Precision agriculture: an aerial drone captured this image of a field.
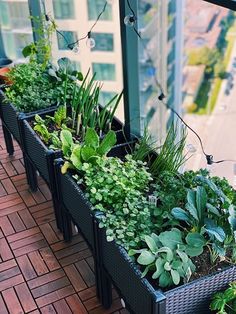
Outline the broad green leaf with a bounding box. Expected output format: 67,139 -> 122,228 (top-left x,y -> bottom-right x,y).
171,207 -> 190,222
81,146 -> 96,161
137,251 -> 155,265
158,228 -> 183,250
176,250 -> 188,264
48,68 -> 58,79
185,233 -> 206,248
171,269 -> 180,285
228,205 -> 236,234
157,247 -> 174,262
206,203 -> 221,217
34,114 -> 45,124
60,130 -> 73,156
187,189 -> 196,210
22,44 -> 34,58
164,261 -> 171,271
58,57 -> 72,73
186,202 -> 199,222
210,292 -> 226,311
196,186 -> 207,222
144,235 -> 158,253
97,130 -> 117,156
84,128 -> 99,149
70,145 -> 82,170
185,246 -> 204,257
205,218 -> 226,242
159,271 -> 172,288
152,258 -> 164,279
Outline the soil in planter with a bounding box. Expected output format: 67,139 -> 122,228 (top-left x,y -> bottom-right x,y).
190,249 -> 233,281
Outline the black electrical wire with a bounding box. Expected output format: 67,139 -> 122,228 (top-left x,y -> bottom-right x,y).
43,0 -> 107,50
126,0 -> 236,166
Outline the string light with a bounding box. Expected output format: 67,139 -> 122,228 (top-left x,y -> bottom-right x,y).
125,0 -> 236,166
86,32 -> 96,49
44,1 -> 108,53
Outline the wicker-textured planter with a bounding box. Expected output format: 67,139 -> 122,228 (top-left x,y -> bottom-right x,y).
53,141 -> 135,241
94,223 -> 236,314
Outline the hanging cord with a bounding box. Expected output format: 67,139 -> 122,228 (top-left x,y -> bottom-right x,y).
125,0 -> 236,165
43,1 -> 108,50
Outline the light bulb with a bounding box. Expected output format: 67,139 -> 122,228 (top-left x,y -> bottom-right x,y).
72,45 -> 79,54
124,14 -> 136,27
186,143 -> 197,153
86,37 -> 96,49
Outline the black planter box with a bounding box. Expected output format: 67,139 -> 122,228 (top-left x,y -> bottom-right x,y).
95,223 -> 236,314
0,89 -> 58,150
53,140 -> 135,241
54,163 -> 95,250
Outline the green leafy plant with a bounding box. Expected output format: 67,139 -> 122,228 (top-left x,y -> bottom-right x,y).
171,186 -> 227,258
22,15 -> 56,68
129,229 -> 204,288
4,62 -> 60,112
150,124 -> 187,176
61,127 -> 117,173
210,282 -> 236,313
79,155 -> 153,249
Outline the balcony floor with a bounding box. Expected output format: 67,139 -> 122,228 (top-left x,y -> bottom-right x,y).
0,120 -> 128,314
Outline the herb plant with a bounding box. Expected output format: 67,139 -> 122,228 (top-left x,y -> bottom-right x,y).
61,127 -> 117,173
80,155 -> 153,249
210,282 -> 236,313
129,229 -> 205,288
4,62 -> 60,112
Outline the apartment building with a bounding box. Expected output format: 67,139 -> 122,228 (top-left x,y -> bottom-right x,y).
0,0 -> 183,137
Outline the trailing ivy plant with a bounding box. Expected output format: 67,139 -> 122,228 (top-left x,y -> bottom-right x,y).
210,282 -> 236,313
129,229 -> 205,288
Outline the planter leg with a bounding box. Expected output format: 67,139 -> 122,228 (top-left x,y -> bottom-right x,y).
62,209 -> 72,242
95,265 -> 112,309
52,195 -> 63,232
2,124 -> 14,155
93,216 -> 112,309
23,154 -> 38,192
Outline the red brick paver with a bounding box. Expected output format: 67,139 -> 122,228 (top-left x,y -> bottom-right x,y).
0,120 -> 129,314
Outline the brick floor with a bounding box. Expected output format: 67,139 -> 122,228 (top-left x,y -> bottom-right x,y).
0,120 -> 129,314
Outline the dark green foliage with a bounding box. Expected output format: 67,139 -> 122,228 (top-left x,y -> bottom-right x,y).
79,155 -> 153,249
129,229 -> 202,288
4,62 -> 59,112
210,282 -> 236,313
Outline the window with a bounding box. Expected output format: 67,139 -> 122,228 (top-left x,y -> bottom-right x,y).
71,61 -> 81,71
87,0 -> 112,20
57,31 -> 77,50
0,2 -> 32,61
92,33 -> 114,52
99,91 -> 117,106
92,63 -> 116,81
0,2 -> 10,28
53,0 -> 75,19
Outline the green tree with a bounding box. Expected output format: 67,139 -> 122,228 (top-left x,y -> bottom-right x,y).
214,59 -> 225,79
188,46 -> 219,68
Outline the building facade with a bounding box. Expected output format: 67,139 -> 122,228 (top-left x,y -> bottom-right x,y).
0,0 -> 184,139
